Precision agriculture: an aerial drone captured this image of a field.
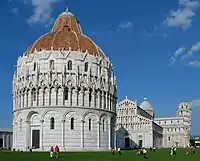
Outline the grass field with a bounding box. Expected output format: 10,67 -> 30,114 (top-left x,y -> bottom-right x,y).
0,149 -> 199,161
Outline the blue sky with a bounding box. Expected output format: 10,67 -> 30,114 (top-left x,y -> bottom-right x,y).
1,0 -> 200,135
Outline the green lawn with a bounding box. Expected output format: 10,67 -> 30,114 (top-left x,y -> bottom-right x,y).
0,149 -> 199,161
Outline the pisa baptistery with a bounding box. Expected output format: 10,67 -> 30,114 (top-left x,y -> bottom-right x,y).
12,10 -> 117,151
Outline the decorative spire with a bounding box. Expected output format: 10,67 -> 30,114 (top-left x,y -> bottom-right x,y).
144,97 -> 147,101
65,7 -> 69,13
125,96 -> 128,99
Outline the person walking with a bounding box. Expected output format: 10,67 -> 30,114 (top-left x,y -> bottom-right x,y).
50,146 -> 54,158
143,148 -> 147,159
55,145 -> 60,158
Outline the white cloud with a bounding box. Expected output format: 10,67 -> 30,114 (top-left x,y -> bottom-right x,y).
181,41 -> 200,60
168,47 -> 185,66
188,60 -> 200,67
12,0 -> 62,26
179,0 -> 200,9
163,0 -> 199,29
27,0 -> 62,26
119,21 -> 133,29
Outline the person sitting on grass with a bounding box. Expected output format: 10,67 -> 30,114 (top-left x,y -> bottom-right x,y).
186,146 -> 196,155
50,146 -> 54,158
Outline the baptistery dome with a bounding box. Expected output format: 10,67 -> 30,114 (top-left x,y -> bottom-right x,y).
12,10 -> 117,151
26,10 -> 104,57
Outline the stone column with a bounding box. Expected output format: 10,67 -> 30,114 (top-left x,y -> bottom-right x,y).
110,95 -> 113,112
24,92 -> 27,108
81,89 -> 84,106
98,91 -> 101,108
14,122 -> 17,149
108,118 -> 111,150
102,92 -> 104,109
97,121 -> 100,148
92,91 -> 96,107
25,121 -> 30,151
62,120 -> 65,149
114,127 -> 117,148
21,94 -> 23,108
12,124 -> 15,148
19,95 -> 21,108
81,120 -> 85,148
69,87 -> 72,106
107,94 -> 110,111
86,90 -> 90,107
40,120 -> 44,150
105,92 -> 107,110
2,134 -> 5,148
74,88 -> 78,106
7,134 -> 10,148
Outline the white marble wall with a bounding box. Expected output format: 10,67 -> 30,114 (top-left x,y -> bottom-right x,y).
12,50 -> 117,151
13,108 -> 116,151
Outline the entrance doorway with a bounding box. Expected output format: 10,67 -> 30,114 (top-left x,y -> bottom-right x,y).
0,138 -> 3,148
138,140 -> 143,148
125,137 -> 130,148
32,130 -> 40,149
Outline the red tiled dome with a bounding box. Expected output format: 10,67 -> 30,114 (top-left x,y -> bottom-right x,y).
25,10 -> 104,57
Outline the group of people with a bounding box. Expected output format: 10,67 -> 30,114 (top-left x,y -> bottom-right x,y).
170,146 -> 176,155
112,147 -> 122,155
50,145 -> 60,158
185,146 -> 196,155
136,147 -> 148,159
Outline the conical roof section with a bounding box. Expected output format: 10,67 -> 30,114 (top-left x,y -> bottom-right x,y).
25,9 -> 105,58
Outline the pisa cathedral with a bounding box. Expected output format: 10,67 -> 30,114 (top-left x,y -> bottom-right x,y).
116,97 -> 191,149
12,9 -> 191,151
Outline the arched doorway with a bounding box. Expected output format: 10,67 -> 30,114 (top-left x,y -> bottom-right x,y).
0,138 -> 3,148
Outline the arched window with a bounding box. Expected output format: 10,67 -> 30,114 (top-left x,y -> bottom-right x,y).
50,117 -> 55,130
89,118 -> 91,131
71,117 -> 74,130
84,62 -> 88,72
33,62 -> 36,71
50,60 -> 54,70
68,60 -> 72,70
31,88 -> 36,102
102,119 -> 105,131
64,87 -> 68,100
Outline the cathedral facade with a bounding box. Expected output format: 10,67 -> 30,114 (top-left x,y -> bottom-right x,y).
12,10 -> 117,151
116,97 -> 191,148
